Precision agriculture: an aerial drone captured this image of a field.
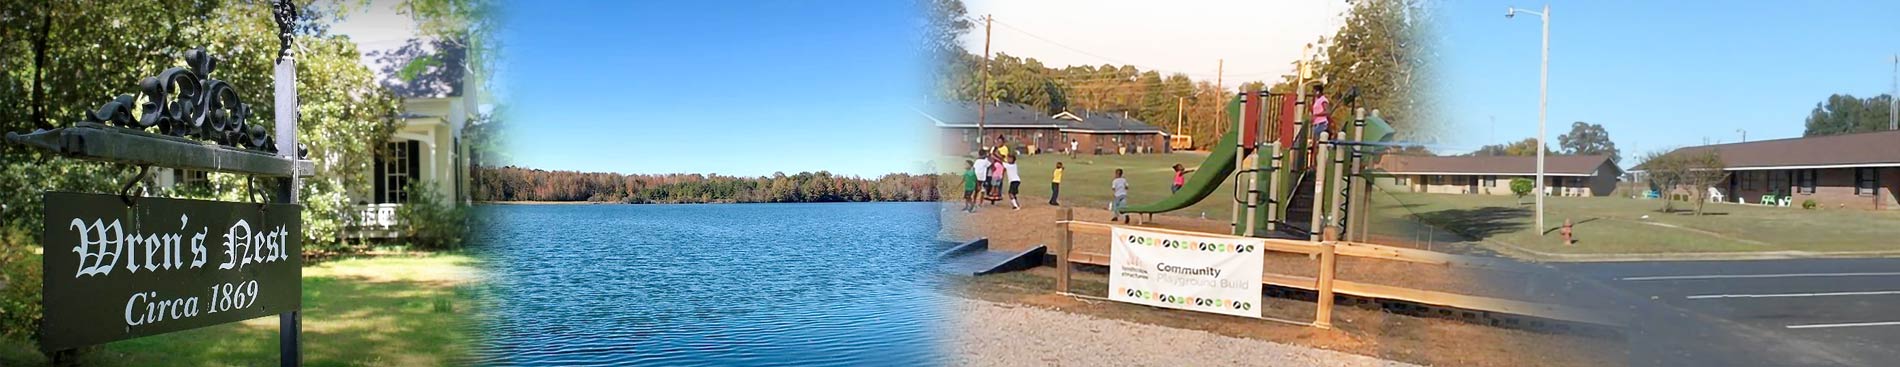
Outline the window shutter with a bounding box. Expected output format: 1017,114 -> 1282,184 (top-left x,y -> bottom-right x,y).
374,144 -> 387,203
407,140 -> 422,202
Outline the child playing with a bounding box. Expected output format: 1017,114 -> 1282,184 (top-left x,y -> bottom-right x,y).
988,157 -> 1007,205
1311,83 -> 1331,142
1110,168 -> 1129,222
1171,164 -> 1197,193
1004,156 -> 1022,209
961,160 -> 978,213
973,154 -> 990,199
1048,162 -> 1064,206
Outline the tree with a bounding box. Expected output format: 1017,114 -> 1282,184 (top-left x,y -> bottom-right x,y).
1638,148 -> 1726,215
1471,137 -> 1553,157
1318,0 -> 1437,143
1804,94 -> 1896,137
1,1 -> 401,251
1557,121 -> 1620,163
1509,177 -> 1533,203
1681,150 -> 1728,216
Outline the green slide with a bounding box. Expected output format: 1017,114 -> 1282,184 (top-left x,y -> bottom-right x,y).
1120,131 -> 1239,214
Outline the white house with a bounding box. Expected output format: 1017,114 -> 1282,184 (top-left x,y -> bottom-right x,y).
348,35 -> 479,239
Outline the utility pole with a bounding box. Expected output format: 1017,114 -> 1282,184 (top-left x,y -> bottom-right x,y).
1176,96 -> 1186,135
1215,59 -> 1224,137
1890,54 -> 1896,130
977,14 -> 992,153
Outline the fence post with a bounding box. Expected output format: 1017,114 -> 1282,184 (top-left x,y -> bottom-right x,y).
1314,241 -> 1337,329
1056,206 -> 1073,294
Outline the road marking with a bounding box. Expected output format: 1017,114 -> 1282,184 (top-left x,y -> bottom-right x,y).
1787,321 -> 1900,329
1619,272 -> 1900,281
1686,290 -> 1900,299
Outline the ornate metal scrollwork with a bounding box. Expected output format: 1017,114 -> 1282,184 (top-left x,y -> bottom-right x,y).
83,48 -> 274,153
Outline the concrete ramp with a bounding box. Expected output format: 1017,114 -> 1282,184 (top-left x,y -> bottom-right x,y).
939,238 -> 1046,276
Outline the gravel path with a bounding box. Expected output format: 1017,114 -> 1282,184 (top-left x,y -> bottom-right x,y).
947,298 -> 1422,367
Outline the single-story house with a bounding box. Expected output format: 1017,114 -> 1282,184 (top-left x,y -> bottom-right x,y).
1375,155 -> 1622,197
1643,130 -> 1900,210
925,101 -> 1170,156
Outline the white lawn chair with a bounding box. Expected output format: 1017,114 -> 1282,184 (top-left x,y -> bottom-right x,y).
1707,187 -> 1724,203
1777,196 -> 1793,207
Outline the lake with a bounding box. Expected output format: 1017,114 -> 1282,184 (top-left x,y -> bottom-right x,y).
468,202 -> 947,366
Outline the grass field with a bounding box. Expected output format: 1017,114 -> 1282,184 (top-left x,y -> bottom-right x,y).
1,251 -> 481,366
952,152 -> 1241,220
1375,192 -> 1900,254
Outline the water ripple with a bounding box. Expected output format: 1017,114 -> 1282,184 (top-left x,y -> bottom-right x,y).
469,203 -> 947,366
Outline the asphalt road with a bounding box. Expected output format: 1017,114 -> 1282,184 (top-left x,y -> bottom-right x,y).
1555,258 -> 1900,366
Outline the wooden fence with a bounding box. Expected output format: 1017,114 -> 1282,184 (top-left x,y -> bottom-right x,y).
1052,207 -> 1621,329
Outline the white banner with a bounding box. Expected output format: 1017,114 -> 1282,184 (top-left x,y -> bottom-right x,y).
1108,227 -> 1264,318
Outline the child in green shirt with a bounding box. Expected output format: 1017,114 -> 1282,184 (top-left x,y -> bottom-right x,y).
961,160 -> 978,212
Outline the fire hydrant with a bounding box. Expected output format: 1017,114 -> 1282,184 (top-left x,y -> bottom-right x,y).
1560,218 -> 1574,246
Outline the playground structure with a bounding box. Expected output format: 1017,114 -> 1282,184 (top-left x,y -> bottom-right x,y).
1040,65 -> 1619,331
1120,81 -> 1395,243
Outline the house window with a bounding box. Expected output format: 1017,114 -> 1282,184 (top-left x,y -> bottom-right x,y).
171,169 -> 209,189
1482,175 -> 1497,187
1767,170 -> 1789,195
1857,168 -> 1878,196
1739,171 -> 1756,191
1795,169 -> 1817,194
374,140 -> 421,204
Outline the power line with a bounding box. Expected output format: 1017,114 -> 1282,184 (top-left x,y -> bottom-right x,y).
983,18 -> 1287,80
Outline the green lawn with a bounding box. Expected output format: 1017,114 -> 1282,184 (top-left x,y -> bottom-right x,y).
951,152 -> 1241,219
1,252 -> 481,366
1374,192 -> 1900,254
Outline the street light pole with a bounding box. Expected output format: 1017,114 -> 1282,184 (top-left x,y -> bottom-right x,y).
1508,4 -> 1550,235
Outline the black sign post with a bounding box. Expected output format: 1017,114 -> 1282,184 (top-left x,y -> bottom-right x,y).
3,3 -> 309,365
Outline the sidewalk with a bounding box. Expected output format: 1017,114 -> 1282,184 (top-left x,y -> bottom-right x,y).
946,298 -> 1419,367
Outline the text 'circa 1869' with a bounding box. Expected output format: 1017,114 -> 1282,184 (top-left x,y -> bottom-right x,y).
40,192 -> 301,352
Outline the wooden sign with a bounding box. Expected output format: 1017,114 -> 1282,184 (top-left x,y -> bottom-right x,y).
39,192 -> 301,352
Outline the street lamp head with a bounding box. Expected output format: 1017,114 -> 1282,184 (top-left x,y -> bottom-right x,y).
1506,7 -> 1516,18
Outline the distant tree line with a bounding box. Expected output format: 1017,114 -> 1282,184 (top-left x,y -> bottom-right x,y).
472,166 -> 941,204
930,0 -> 1434,150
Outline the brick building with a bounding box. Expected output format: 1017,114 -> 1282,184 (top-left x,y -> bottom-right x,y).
1376,155 -> 1622,197
1645,130 -> 1900,210
926,102 -> 1169,156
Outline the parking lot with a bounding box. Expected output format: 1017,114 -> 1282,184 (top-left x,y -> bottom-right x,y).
1559,258 -> 1900,366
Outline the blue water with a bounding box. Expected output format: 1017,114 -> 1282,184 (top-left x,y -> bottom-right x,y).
470,202 -> 946,366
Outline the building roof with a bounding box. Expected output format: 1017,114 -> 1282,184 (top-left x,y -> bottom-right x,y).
922,102 -> 1165,134
1378,155 -> 1618,177
1062,111 -> 1166,134
360,37 -> 467,99
1649,130 -> 1900,170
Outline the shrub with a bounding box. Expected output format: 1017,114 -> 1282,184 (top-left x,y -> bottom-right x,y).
1802,199 -> 1818,210
0,227 -> 42,340
395,181 -> 470,250
1509,177 -> 1534,200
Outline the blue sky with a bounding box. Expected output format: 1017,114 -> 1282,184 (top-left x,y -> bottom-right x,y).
1436,1 -> 1900,166
497,1 -> 929,177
